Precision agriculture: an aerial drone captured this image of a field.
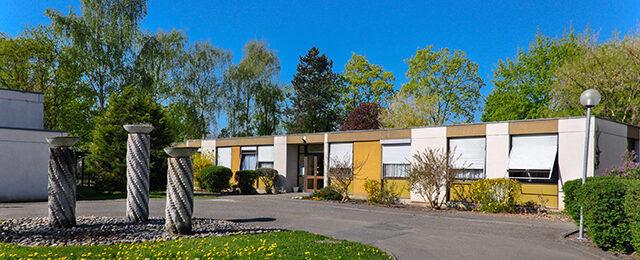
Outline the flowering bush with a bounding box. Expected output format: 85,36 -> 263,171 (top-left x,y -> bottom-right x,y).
471,178 -> 521,213
363,179 -> 400,205
311,186 -> 343,201
606,150 -> 640,179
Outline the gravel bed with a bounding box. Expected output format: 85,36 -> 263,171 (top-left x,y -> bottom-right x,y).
0,216 -> 283,247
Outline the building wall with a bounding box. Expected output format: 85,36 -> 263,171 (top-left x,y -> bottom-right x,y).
273,136 -> 288,191
557,117 -> 595,209
410,127 -> 446,202
286,144 -> 299,191
594,118 -> 628,176
485,123 -> 509,179
353,141 -> 381,197
0,128 -> 66,202
0,89 -> 44,129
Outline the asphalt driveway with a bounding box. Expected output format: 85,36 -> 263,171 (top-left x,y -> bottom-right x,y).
0,194 -> 602,259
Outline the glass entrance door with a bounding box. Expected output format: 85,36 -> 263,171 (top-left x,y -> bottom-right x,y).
304,155 -> 324,192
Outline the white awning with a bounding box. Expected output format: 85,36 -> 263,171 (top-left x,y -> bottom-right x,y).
258,146 -> 274,162
508,135 -> 558,171
216,147 -> 232,168
380,139 -> 411,145
241,146 -> 256,151
449,137 -> 485,169
382,144 -> 411,164
329,143 -> 353,166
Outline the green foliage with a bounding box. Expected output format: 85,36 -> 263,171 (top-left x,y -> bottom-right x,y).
380,91 -> 440,128
470,178 -> 521,213
257,168 -> 279,194
399,46 -> 484,125
552,32 -> 640,125
578,177 -> 635,253
363,179 -> 400,205
199,166 -> 233,192
625,182 -> 640,252
562,178 -> 584,223
482,29 -> 584,122
192,152 -> 215,189
340,53 -> 395,114
234,170 -> 259,194
311,186 -> 343,201
286,47 -> 340,133
340,102 -> 382,131
89,87 -> 177,193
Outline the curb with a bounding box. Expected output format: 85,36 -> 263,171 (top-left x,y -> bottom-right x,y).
559,230 -> 618,260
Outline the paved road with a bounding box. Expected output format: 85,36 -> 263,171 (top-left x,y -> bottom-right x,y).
1,194 -> 601,259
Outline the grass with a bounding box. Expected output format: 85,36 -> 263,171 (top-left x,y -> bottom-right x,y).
76,186 -> 216,200
0,231 -> 392,259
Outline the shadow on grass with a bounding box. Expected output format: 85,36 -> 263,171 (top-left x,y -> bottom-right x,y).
76,186 -> 216,200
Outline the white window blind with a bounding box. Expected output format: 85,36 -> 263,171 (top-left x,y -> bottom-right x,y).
449,137 -> 486,169
508,135 -> 558,171
382,144 -> 411,164
216,147 -> 232,168
241,146 -> 257,151
329,143 -> 353,166
258,146 -> 274,162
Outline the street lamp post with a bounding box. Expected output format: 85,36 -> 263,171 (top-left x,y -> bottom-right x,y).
578,89 -> 601,240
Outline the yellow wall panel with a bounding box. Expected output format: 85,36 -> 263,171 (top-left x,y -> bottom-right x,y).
521,183 -> 558,196
385,179 -> 410,198
450,182 -> 474,201
353,141 -> 381,196
231,146 -> 241,183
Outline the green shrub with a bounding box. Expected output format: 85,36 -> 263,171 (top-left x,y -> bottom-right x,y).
192,152 -> 214,189
626,182 -> 640,252
363,179 -> 400,205
563,178 -> 583,223
579,177 -> 635,253
256,168 -> 278,194
471,178 -> 521,213
234,170 -> 259,194
199,166 -> 232,192
311,186 -> 343,201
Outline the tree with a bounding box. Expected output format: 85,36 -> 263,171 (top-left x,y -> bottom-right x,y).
401,46 -> 483,125
286,47 -> 340,133
174,41 -> 231,139
409,147 -> 457,209
89,87 -> 177,193
340,102 -> 382,131
551,33 -> 640,125
482,30 -> 584,122
340,53 -> 395,114
329,155 -> 365,202
380,91 -> 440,128
225,40 -> 281,137
46,0 -> 148,110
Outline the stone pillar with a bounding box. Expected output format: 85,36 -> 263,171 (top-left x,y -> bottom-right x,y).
123,124 -> 154,222
164,147 -> 198,235
46,136 -> 80,228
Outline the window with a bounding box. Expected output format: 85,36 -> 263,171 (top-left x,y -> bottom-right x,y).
240,146 -> 257,170
382,142 -> 411,178
449,137 -> 486,181
257,146 -> 274,169
216,147 -> 232,168
329,143 -> 353,167
507,134 -> 558,183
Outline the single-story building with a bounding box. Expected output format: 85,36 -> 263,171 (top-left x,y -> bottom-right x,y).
0,88 -> 66,202
189,116 -> 638,210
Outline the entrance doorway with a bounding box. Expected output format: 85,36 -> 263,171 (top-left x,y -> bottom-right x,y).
304,155 -> 324,192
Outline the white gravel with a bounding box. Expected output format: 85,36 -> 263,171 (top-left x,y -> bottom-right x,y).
0,216 -> 282,247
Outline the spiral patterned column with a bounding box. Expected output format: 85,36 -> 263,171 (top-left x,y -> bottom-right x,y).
46,136 -> 80,228
164,147 -> 198,235
123,124 -> 154,222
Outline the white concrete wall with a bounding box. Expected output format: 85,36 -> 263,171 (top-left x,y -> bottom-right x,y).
273,136 -> 288,192
557,117 -> 597,209
485,123 -> 510,179
323,133 -> 329,188
594,118 -> 628,176
0,89 -> 44,129
410,127 -> 447,202
200,139 -> 216,158
0,128 -> 66,202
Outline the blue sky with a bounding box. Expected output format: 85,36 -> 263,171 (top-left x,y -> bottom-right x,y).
1,0 -> 639,121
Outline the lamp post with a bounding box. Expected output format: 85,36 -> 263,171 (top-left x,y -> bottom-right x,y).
578,89 -> 601,240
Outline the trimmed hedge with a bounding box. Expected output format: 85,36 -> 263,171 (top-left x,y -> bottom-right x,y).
625,182 -> 640,252
565,176 -> 636,253
234,170 -> 259,194
199,166 -> 233,192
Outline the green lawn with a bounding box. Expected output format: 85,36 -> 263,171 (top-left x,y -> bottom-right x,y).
0,231 -> 392,259
76,186 -> 216,200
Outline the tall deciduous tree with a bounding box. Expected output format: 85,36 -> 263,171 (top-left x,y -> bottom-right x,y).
224,40 -> 281,137
46,0 -> 148,110
389,46 -> 483,126
286,47 -> 340,133
341,53 -> 395,114
482,30 -> 584,122
175,41 -> 231,139
380,92 -> 440,128
551,33 -> 640,125
340,102 -> 382,131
